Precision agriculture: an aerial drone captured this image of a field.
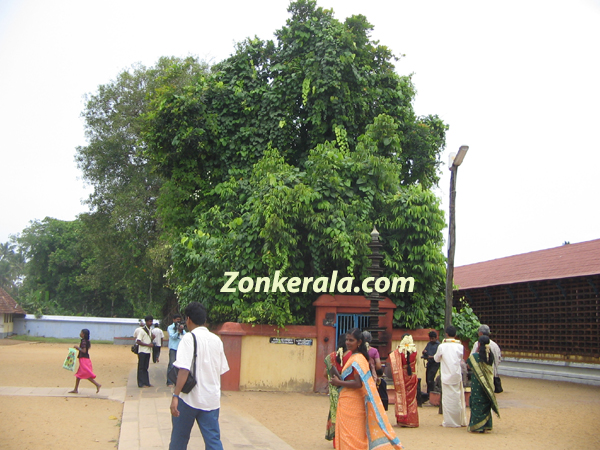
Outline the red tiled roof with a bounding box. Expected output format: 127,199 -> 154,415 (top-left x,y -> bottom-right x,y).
454,239 -> 600,290
0,287 -> 26,314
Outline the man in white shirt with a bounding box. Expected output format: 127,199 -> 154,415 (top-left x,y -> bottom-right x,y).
169,302 -> 229,450
434,325 -> 467,427
151,323 -> 165,363
472,324 -> 503,392
133,315 -> 155,388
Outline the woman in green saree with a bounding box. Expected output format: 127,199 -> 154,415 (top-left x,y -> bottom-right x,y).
467,335 -> 500,433
324,340 -> 350,445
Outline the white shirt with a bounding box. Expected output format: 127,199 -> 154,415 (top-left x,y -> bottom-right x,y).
152,327 -> 164,346
174,326 -> 229,411
434,339 -> 464,385
472,339 -> 502,376
134,326 -> 152,354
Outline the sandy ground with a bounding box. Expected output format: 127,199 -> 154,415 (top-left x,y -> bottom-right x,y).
0,340 -> 131,450
1,340 -> 600,450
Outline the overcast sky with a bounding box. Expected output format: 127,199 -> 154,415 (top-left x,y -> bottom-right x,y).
1,0 -> 599,267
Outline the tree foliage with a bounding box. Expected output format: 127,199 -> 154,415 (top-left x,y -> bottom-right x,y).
144,1 -> 449,328
436,297 -> 482,347
16,218 -> 88,315
144,1 -> 446,232
0,239 -> 25,297
73,57 -> 209,318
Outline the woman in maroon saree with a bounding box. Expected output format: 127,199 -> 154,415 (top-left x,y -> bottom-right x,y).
389,334 -> 419,427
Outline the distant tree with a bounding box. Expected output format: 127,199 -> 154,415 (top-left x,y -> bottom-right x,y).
144,1 -> 448,327
75,56 -> 209,318
17,218 -> 89,315
0,239 -> 25,297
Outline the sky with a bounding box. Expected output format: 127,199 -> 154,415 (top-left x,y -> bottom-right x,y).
1,0 -> 599,267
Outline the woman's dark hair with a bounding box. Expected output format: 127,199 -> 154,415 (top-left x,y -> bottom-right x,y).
81,329 -> 91,348
401,333 -> 413,376
335,335 -> 347,365
347,328 -> 369,362
477,335 -> 494,366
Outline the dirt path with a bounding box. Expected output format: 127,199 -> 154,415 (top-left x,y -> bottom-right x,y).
1,340 -> 599,450
0,341 -> 131,450
224,376 -> 600,450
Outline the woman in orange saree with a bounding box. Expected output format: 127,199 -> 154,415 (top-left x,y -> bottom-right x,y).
331,328 -> 403,450
389,334 -> 419,427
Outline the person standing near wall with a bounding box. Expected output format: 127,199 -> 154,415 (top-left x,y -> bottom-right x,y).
134,315 -> 154,388
472,324 -> 503,393
323,337 -> 350,445
330,328 -> 402,449
389,333 -> 419,427
167,314 -> 186,386
467,335 -> 500,433
434,325 -> 467,427
152,323 -> 165,363
169,302 -> 229,450
422,330 -> 441,396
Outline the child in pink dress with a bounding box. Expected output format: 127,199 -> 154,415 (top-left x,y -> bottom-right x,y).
69,329 -> 101,394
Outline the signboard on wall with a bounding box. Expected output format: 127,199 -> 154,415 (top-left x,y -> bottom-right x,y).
269,337 -> 294,344
269,337 -> 313,346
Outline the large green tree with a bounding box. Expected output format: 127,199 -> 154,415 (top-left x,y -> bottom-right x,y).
75,56 -> 209,319
144,1 -> 445,232
144,1 -> 448,328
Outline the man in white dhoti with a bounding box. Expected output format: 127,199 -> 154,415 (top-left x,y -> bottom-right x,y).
434,325 -> 467,427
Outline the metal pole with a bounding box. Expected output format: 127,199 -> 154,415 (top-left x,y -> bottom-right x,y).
445,165 -> 457,330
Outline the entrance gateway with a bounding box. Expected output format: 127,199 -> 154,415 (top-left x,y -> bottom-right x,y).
335,313 -> 370,348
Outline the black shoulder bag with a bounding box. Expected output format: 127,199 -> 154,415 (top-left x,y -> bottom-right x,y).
167,333 -> 197,393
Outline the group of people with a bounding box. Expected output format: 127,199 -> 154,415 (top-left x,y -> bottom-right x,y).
132,305 -> 229,449
433,324 -> 501,432
65,312 -> 502,449
130,313 -> 188,388
66,306 -> 228,450
324,325 -> 502,448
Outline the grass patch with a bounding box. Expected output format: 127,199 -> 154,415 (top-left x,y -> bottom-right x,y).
9,335 -> 114,345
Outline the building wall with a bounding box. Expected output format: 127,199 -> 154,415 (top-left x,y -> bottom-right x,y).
217,322 -> 318,392
455,274 -> 600,363
239,335 -> 316,391
312,294 -> 397,393
1,313 -> 15,338
217,322 -> 439,392
13,315 -> 146,341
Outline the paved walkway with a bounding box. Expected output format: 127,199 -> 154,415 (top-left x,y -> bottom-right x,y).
0,358 -> 294,450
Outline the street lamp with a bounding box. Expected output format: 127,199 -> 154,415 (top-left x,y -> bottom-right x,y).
445,145 -> 469,330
